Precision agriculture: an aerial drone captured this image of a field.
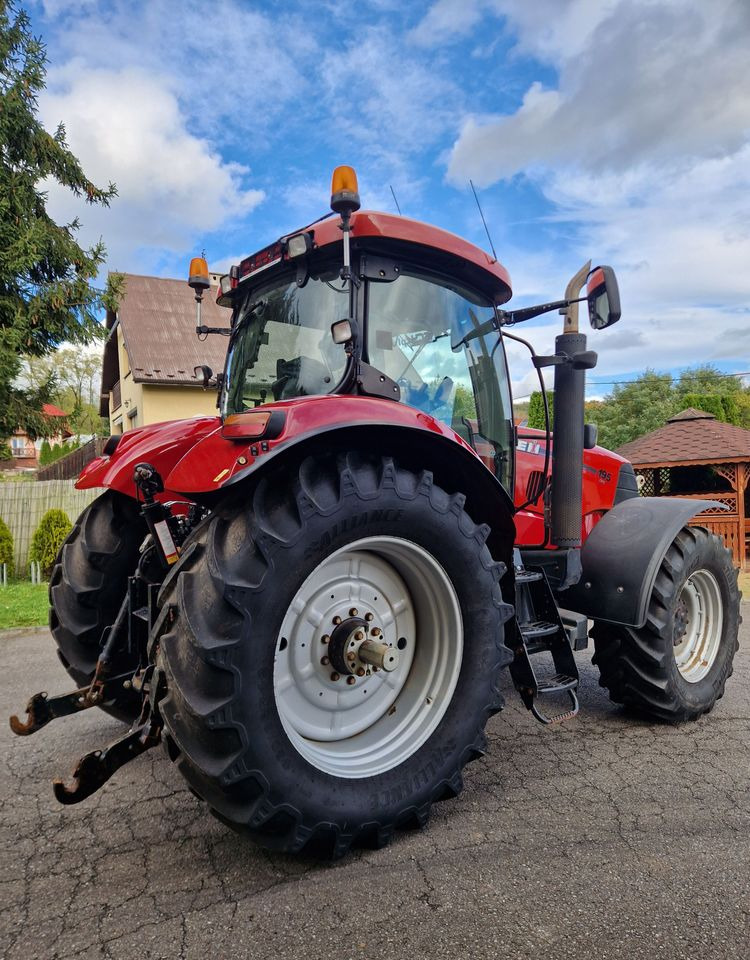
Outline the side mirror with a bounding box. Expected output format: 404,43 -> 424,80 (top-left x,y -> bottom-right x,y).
586,265 -> 621,330
331,318 -> 355,344
194,364 -> 213,389
583,423 -> 598,449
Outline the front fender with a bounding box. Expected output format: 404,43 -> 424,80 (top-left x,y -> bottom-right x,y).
559,497 -> 729,628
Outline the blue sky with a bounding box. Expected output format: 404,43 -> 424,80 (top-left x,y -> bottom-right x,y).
30,0 -> 750,400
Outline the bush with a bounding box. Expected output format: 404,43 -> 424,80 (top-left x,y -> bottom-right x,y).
0,516 -> 13,578
0,441 -> 12,462
30,508 -> 72,577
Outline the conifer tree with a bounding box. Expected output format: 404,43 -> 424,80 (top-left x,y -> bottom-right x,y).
0,2 -> 122,440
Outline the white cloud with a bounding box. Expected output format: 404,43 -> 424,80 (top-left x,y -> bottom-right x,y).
440,0 -> 750,380
43,0 -> 310,136
410,0 -> 484,47
448,0 -> 750,182
39,65 -> 264,271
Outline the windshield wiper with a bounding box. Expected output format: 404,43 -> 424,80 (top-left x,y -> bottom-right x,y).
229,298 -> 267,348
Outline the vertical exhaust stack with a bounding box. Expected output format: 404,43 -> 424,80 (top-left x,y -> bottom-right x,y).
550,262 -> 594,550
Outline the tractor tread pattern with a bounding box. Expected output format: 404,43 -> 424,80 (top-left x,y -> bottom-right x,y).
591,526 -> 741,722
49,490 -> 145,721
153,453 -> 513,858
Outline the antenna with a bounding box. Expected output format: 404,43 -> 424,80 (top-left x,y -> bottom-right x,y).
469,179 -> 497,261
389,185 -> 402,216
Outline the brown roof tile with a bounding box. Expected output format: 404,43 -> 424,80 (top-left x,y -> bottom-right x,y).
615,408 -> 750,466
114,273 -> 229,386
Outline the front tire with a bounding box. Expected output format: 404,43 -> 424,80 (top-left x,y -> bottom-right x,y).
50,491 -> 146,722
154,453 -> 513,857
592,526 -> 740,722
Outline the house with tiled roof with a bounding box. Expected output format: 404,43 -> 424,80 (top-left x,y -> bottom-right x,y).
4,403 -> 73,471
616,408 -> 750,567
100,272 -> 229,434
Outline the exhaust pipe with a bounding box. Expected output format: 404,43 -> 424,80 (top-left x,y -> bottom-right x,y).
550,262 -> 594,549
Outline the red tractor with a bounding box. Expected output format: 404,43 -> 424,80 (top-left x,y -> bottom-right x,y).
11,166 -> 740,858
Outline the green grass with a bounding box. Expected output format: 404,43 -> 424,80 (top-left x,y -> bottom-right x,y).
0,582 -> 49,629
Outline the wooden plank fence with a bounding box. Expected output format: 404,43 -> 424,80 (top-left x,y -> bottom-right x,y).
0,480 -> 99,577
36,437 -> 107,482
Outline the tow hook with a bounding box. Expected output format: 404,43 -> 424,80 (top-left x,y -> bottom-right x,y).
9,670 -> 135,737
53,710 -> 162,804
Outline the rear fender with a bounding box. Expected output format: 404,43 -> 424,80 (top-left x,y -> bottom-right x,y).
559,497 -> 729,628
165,396 -> 516,568
76,417 -> 220,499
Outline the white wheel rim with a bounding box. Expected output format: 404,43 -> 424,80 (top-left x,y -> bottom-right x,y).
273,536 -> 463,778
673,569 -> 723,683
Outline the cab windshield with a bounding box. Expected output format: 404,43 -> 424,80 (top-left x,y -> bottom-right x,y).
222,268 -> 350,414
366,269 -> 514,491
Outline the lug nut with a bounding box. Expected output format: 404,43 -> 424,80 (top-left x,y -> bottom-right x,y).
371,627 -> 381,637
346,652 -> 356,662
346,676 -> 356,685
321,634 -> 330,644
330,672 -> 340,682
321,656 -> 330,666
355,631 -> 365,641
349,607 -> 358,617
356,667 -> 365,677
365,612 -> 374,622
332,616 -> 342,625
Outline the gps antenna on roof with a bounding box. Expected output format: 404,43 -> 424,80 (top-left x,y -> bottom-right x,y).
469,179 -> 497,262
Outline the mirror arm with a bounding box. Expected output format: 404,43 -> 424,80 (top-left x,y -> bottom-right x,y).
196,325 -> 231,337
499,296 -> 585,326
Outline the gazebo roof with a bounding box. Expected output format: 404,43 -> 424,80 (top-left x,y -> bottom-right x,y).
615,408 -> 750,467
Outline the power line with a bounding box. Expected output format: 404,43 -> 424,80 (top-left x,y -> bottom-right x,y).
513,369 -> 750,401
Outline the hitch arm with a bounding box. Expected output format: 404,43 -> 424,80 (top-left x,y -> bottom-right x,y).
53,715 -> 161,805
9,672 -> 134,737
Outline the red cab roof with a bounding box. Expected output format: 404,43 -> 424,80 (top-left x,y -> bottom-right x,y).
302,210 -> 513,305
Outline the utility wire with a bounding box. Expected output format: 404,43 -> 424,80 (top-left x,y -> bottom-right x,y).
513,369 -> 750,401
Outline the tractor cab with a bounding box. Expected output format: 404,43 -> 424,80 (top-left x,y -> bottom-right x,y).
207,168 -> 518,493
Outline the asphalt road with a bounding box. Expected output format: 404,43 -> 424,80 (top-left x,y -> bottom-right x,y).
1,613 -> 749,960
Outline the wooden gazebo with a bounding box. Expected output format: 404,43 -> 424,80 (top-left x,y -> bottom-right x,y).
615,408 -> 750,568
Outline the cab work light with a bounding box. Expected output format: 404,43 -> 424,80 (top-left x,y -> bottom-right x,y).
285,232 -> 313,258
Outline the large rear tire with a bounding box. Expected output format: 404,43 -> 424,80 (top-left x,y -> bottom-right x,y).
153,452 -> 513,857
592,526 -> 740,722
50,490 -> 146,723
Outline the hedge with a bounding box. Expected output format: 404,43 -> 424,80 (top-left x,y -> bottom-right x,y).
0,516 -> 13,577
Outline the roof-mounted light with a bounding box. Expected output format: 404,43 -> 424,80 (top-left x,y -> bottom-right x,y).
216,270 -> 238,308
188,256 -> 210,292
285,231 -> 313,258
330,165 -> 360,216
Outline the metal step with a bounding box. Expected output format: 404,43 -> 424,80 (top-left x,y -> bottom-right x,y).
531,674 -> 580,725
515,569 -> 543,585
519,619 -> 559,640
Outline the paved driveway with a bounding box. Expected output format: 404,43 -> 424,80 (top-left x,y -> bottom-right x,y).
1,612 -> 749,960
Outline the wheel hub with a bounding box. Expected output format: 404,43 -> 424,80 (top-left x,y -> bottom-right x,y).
672,568 -> 724,683
273,536 -> 463,778
326,616 -> 400,677
673,597 -> 689,646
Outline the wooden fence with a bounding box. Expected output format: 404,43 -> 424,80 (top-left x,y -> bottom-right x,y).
0,480 -> 99,576
36,437 -> 107,482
